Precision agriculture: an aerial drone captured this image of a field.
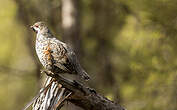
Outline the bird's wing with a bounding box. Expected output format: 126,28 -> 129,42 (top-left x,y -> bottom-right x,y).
64,45 -> 90,80
49,38 -> 90,80
49,38 -> 76,74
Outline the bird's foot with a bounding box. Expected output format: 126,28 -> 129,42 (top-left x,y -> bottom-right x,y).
40,69 -> 45,74
41,69 -> 56,78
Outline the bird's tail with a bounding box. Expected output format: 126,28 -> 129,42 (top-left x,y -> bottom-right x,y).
76,65 -> 90,81
79,70 -> 90,81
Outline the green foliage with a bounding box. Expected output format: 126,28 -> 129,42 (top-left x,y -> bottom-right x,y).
0,0 -> 176,110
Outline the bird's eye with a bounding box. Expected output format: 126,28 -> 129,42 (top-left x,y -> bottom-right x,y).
35,25 -> 39,28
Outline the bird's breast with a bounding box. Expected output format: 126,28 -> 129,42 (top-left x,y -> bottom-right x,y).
35,37 -> 50,68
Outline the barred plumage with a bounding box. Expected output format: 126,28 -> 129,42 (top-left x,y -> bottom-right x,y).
31,21 -> 90,81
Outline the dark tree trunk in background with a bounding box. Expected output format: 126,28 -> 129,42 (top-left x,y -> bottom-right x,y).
61,0 -> 83,58
88,0 -> 126,102
15,0 -> 41,88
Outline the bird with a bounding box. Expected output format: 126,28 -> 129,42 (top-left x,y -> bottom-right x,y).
30,21 -> 90,81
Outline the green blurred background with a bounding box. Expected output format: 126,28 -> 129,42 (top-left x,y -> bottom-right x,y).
0,0 -> 177,110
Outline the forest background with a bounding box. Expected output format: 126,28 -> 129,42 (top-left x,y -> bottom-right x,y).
0,0 -> 176,110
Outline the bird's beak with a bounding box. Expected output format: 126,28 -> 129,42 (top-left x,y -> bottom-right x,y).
30,25 -> 37,33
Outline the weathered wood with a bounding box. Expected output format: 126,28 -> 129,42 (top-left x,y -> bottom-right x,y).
32,77 -> 69,110
39,71 -> 125,110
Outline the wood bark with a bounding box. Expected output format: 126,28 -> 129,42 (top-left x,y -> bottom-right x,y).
32,72 -> 125,110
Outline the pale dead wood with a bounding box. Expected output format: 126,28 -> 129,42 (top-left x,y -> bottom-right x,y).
32,70 -> 125,110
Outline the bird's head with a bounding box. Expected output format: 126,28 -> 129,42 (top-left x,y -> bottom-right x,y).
30,21 -> 48,34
